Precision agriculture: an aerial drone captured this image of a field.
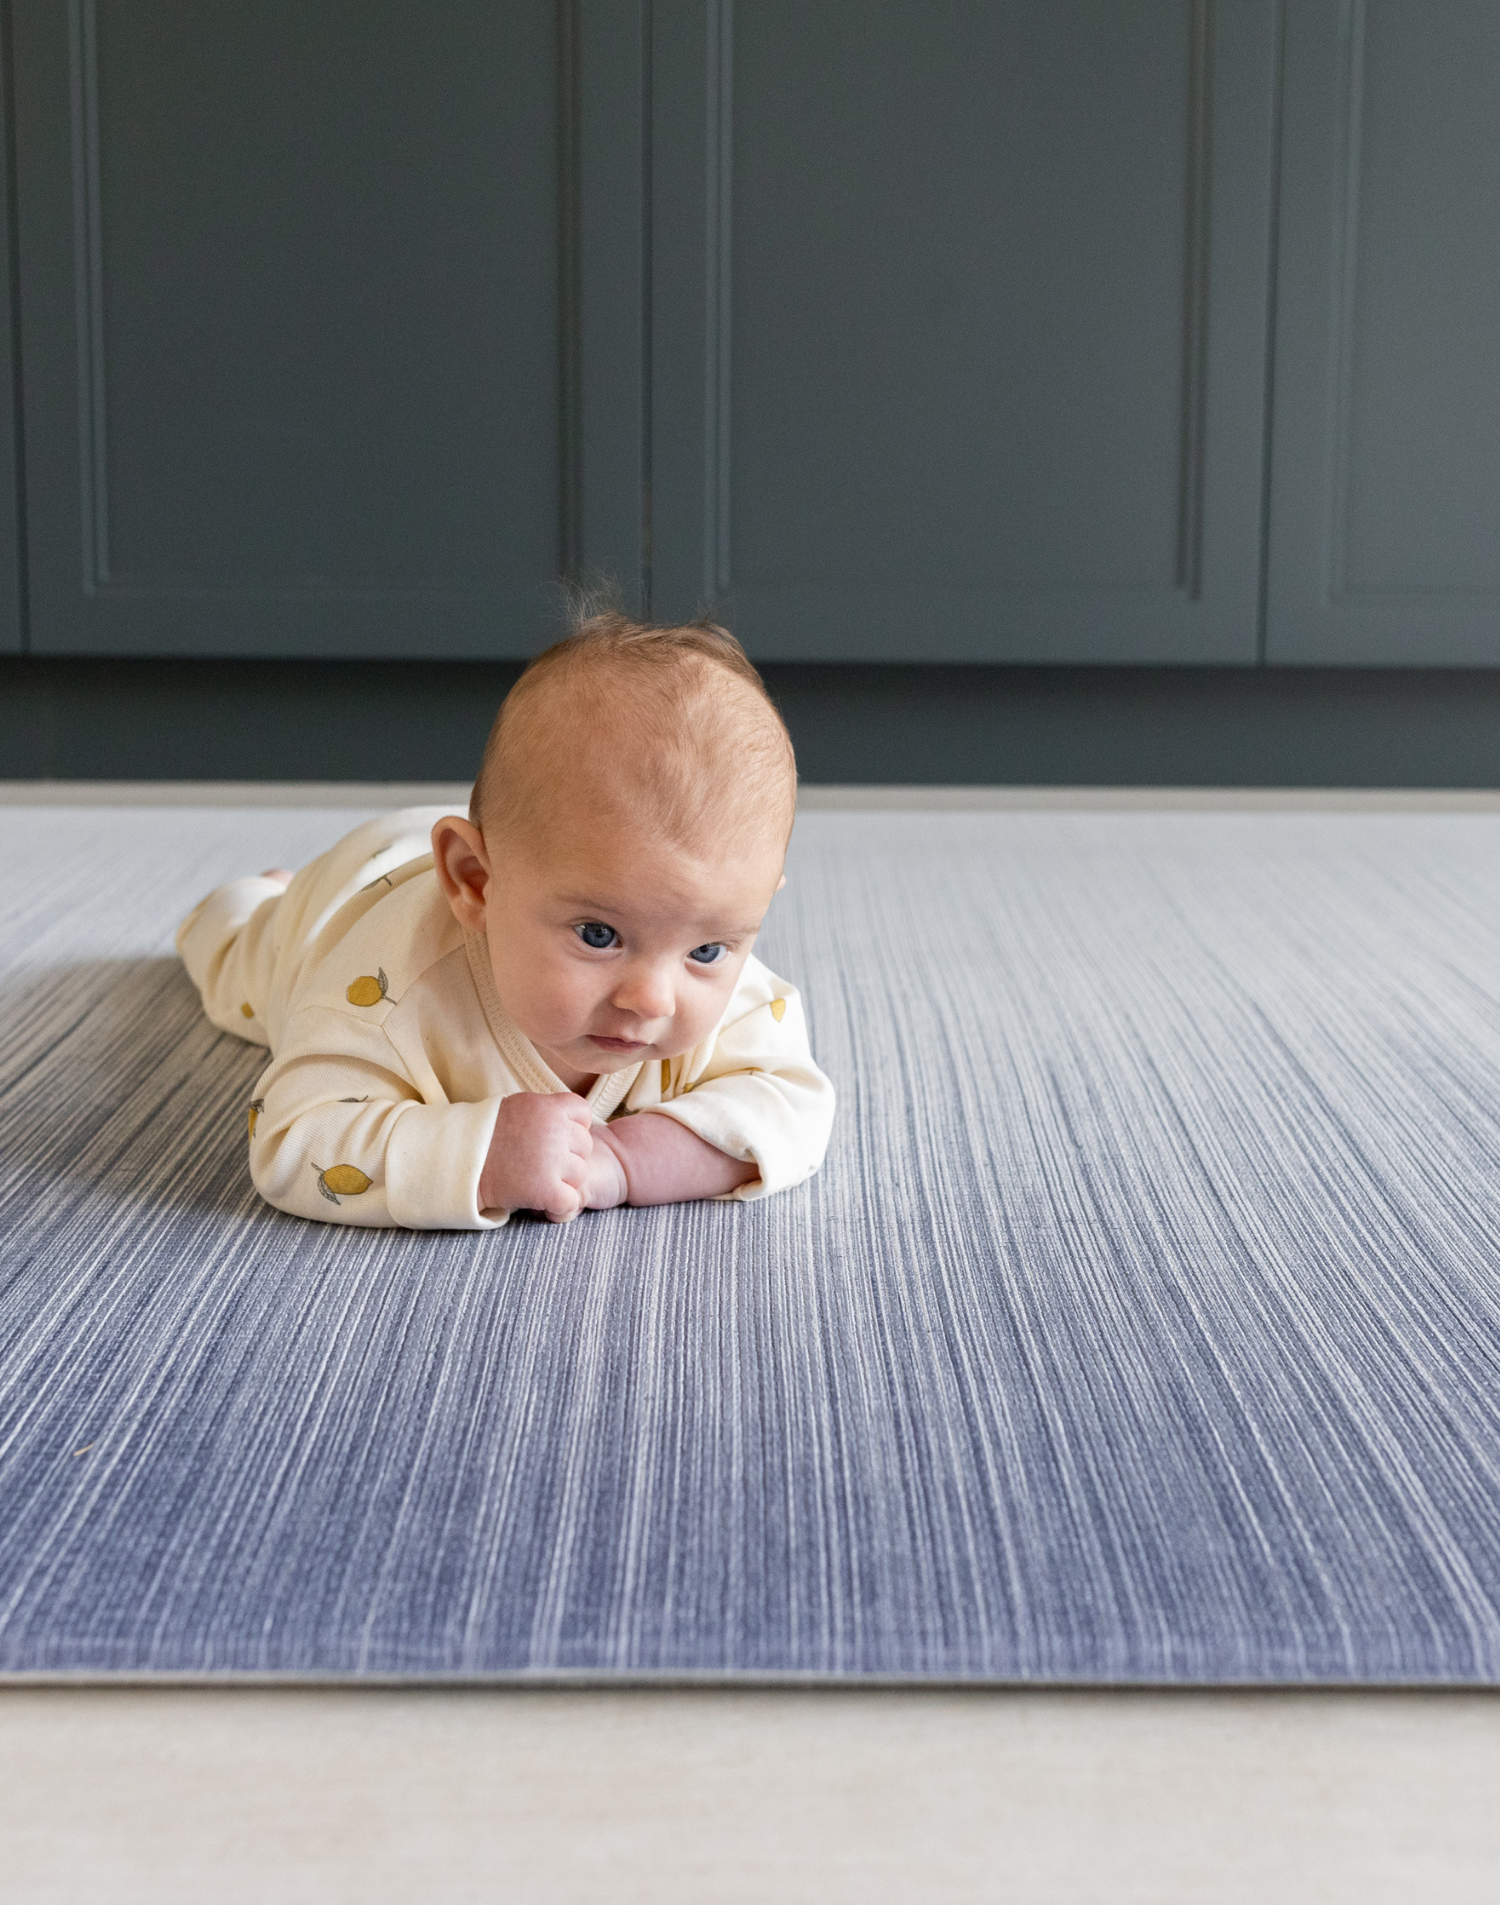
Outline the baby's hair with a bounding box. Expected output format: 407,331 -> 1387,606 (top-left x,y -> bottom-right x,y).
471,603 -> 797,852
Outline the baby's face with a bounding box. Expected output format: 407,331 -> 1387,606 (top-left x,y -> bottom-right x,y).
441,812 -> 787,1091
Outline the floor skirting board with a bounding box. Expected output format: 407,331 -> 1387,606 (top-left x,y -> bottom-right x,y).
6,659 -> 1500,786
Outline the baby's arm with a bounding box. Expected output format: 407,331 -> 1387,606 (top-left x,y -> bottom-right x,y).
537,971 -> 835,1215
638,982 -> 837,1202
477,1093 -> 756,1219
251,1039 -> 500,1227
590,1111 -> 759,1206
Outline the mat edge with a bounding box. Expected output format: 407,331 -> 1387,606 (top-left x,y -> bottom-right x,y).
2,1670 -> 1496,1693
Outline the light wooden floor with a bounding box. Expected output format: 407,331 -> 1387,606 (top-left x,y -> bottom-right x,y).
5,783 -> 1498,1903
4,1684 -> 1500,1903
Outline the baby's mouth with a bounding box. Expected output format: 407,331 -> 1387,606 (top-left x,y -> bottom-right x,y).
588,1034 -> 650,1052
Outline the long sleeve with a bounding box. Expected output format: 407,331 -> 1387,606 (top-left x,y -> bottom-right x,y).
245,884 -> 513,1230
176,811 -> 514,1231
623,961 -> 836,1199
249,1005 -> 506,1230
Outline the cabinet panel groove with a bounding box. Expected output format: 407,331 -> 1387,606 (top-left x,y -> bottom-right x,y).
1323,0 -> 1367,606
1176,0 -> 1215,602
702,0 -> 731,602
558,0 -> 583,580
66,0 -> 105,591
0,0 -> 27,650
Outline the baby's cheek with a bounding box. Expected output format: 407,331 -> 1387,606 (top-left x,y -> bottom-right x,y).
491,955 -> 575,1045
672,978 -> 735,1051
549,963 -> 618,1039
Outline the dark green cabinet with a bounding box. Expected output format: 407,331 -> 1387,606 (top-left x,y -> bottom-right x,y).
0,3 -> 1496,665
652,0 -> 1280,661
1266,0 -> 1500,664
8,0 -> 642,658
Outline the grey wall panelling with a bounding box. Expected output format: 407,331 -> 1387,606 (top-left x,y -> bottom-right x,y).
649,0 -> 1282,662
9,0 -> 644,659
9,2 -> 1495,676
1267,1 -> 1500,664
0,0 -> 24,652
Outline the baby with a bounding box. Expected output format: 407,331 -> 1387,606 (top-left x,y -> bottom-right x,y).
177,613 -> 835,1227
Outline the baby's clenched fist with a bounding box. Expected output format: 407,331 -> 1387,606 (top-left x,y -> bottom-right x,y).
480,1091 -> 595,1222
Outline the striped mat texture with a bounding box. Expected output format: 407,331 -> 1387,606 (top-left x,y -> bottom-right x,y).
4,802 -> 1500,1682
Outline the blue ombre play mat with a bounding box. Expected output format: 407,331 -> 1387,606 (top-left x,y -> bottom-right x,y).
4,799 -> 1500,1681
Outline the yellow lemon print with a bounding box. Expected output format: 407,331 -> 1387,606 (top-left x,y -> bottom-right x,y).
770,998 -> 787,1022
313,1162 -> 372,1204
240,1002 -> 254,1019
346,968 -> 390,1008
660,1059 -> 672,1094
248,1097 -> 265,1138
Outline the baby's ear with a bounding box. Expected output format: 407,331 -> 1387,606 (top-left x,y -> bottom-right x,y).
431,815 -> 491,932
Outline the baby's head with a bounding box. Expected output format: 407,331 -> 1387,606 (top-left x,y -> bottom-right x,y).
432,612 -> 796,1090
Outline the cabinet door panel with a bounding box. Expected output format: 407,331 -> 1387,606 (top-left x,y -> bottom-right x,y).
1267,1 -> 1500,664
12,0 -> 640,659
0,14 -> 22,653
652,0 -> 1279,662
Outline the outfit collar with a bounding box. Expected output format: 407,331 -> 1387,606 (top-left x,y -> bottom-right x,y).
464,932 -> 639,1119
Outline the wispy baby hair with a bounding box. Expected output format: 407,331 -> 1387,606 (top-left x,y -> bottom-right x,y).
471,605 -> 797,851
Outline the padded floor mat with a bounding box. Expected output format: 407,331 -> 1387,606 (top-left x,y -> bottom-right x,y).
4,802 -> 1500,1680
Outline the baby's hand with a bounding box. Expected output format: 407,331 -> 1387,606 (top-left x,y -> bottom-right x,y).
579,1125 -> 630,1212
480,1092 -> 594,1221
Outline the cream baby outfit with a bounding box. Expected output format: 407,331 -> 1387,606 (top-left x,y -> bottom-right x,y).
176,807 -> 835,1229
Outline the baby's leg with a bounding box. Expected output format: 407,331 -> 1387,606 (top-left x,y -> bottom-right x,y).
176,874 -> 290,1047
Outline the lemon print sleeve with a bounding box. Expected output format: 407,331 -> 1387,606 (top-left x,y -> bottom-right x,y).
244,1036 -> 504,1229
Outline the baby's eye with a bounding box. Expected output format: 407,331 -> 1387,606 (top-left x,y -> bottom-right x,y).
687,942 -> 727,966
575,922 -> 619,950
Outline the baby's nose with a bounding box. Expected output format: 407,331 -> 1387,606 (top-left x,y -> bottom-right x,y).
612,963 -> 675,1023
